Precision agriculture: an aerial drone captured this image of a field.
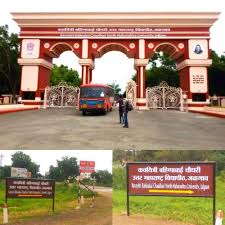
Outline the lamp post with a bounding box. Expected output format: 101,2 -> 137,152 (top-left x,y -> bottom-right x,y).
212,94 -> 218,107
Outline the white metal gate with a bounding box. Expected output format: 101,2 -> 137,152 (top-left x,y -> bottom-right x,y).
146,81 -> 182,109
126,80 -> 137,107
43,81 -> 80,108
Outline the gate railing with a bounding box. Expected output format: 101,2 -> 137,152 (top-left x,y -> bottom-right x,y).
43,81 -> 80,108
146,81 -> 184,110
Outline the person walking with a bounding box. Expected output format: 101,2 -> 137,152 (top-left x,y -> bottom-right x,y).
116,95 -> 124,124
123,98 -> 133,128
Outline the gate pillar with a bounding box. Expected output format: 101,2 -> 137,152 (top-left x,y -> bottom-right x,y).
17,39 -> 53,105
177,39 -> 212,108
134,59 -> 149,110
79,59 -> 95,85
177,59 -> 212,107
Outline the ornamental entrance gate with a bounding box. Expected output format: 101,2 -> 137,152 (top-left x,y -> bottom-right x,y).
12,12 -> 219,109
43,81 -> 79,108
146,81 -> 182,109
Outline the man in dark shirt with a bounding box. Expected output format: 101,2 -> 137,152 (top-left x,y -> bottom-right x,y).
116,95 -> 124,124
123,99 -> 130,128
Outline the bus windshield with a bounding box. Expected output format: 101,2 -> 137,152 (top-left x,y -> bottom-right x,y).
80,87 -> 106,98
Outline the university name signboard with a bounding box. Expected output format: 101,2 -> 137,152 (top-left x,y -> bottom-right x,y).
20,27 -> 210,39
6,178 -> 55,198
80,161 -> 95,174
5,178 -> 55,211
126,162 -> 216,223
127,162 -> 215,197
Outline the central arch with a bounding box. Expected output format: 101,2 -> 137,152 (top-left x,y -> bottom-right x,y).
97,42 -> 130,58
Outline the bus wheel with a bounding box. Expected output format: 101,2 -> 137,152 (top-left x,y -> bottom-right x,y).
103,109 -> 106,115
82,111 -> 87,116
110,107 -> 112,111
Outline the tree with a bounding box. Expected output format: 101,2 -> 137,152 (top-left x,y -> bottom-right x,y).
208,50 -> 225,96
56,156 -> 79,181
50,64 -> 81,86
132,52 -> 179,87
0,165 -> 11,179
148,52 -> 177,70
0,25 -> 20,101
91,170 -> 112,187
11,151 -> 40,178
48,165 -> 61,181
108,80 -> 122,94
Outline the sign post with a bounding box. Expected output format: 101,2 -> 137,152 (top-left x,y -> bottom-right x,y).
5,178 -> 55,212
126,162 -> 216,224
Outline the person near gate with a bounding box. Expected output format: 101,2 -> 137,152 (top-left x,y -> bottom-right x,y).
116,94 -> 124,124
123,98 -> 134,128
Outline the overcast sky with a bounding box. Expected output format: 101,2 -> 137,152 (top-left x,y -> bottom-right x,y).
0,150 -> 112,175
0,0 -> 224,91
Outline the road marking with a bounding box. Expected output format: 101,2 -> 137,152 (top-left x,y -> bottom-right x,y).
196,115 -> 212,119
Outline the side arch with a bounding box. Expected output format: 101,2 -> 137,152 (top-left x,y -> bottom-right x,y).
48,42 -> 74,58
153,42 -> 181,60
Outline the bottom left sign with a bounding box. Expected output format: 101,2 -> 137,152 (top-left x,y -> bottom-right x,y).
5,178 -> 55,211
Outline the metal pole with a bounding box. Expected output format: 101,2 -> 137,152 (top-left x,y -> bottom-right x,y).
180,89 -> 184,112
61,86 -> 64,108
126,164 -> 130,216
163,87 -> 165,109
53,195 -> 55,212
213,163 -> 216,225
52,181 -> 55,212
5,179 -> 7,204
213,196 -> 216,225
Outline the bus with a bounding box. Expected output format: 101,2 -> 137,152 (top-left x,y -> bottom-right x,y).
79,84 -> 114,116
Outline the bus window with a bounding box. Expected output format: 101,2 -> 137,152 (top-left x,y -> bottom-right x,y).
80,87 -> 106,98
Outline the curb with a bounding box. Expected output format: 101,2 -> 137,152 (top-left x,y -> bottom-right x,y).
0,107 -> 39,115
189,110 -> 225,119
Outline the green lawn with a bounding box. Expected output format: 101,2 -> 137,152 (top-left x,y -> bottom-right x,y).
0,181 -> 94,223
113,177 -> 225,225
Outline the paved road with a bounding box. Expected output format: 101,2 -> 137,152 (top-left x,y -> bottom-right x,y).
1,108 -> 225,150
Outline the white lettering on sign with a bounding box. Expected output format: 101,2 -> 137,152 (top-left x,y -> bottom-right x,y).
132,175 -> 143,180
57,27 -> 171,33
56,27 -> 171,38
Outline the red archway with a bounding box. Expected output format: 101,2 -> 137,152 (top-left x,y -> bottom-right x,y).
13,12 -> 220,108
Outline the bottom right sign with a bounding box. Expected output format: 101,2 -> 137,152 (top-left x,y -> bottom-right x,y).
126,162 -> 216,223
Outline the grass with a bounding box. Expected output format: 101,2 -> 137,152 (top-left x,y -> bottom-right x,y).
113,177 -> 225,225
0,181 -> 94,223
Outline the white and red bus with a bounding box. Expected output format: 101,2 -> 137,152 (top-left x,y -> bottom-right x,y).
79,84 -> 114,116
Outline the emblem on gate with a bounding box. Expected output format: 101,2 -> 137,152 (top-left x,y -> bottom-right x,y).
26,42 -> 35,55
